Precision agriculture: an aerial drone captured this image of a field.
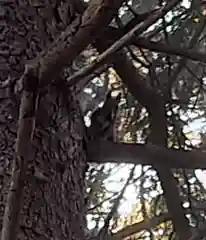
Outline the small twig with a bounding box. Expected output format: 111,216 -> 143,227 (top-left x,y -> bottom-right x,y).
165,16 -> 206,100
97,166 -> 136,239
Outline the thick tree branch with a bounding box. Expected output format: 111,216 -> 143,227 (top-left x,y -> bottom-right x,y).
69,35 -> 206,86
20,0 -> 124,89
67,0 -> 181,86
88,140 -> 206,170
1,67 -> 39,240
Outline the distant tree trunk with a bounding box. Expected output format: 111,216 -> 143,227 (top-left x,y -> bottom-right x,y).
147,97 -> 191,240
110,51 -> 191,239
0,1 -> 87,239
92,27 -> 192,239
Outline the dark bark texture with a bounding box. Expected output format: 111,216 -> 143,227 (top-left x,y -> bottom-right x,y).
0,1 -> 87,239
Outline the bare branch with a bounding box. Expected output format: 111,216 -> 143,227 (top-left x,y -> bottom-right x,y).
88,140 -> 206,170
67,0 -> 181,86
1,66 -> 39,240
20,0 -> 124,89
132,37 -> 206,64
112,213 -> 170,240
98,166 -> 135,239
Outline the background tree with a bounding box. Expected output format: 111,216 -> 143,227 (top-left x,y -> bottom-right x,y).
2,0 -> 206,240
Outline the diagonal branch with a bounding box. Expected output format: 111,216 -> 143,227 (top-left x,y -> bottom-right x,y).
68,36 -> 206,87
1,67 -> 39,240
19,0 -> 124,89
98,166 -> 135,239
133,37 -> 206,64
66,0 -> 181,87
112,213 -> 170,240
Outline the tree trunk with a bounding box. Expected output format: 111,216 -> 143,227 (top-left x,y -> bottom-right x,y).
0,1 -> 87,239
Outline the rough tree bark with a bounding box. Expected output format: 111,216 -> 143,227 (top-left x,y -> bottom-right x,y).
0,1 -> 87,239
1,0 -> 127,238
